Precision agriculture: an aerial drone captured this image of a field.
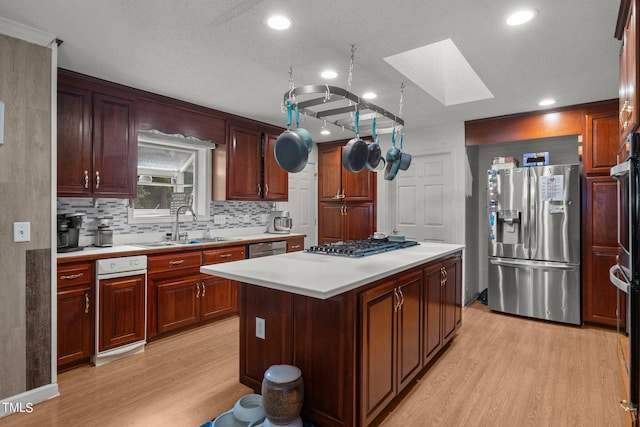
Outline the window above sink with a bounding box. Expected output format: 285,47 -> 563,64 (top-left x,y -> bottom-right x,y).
127,130 -> 215,224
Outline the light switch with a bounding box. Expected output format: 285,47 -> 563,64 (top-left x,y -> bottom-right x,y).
13,222 -> 30,242
213,215 -> 225,225
256,317 -> 265,339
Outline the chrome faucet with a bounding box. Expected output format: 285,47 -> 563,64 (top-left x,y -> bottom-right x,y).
174,204 -> 198,241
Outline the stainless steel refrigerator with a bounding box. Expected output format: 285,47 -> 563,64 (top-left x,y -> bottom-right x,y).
487,164 -> 581,325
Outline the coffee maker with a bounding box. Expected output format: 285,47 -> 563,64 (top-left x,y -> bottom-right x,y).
267,210 -> 292,234
96,217 -> 113,247
57,213 -> 85,252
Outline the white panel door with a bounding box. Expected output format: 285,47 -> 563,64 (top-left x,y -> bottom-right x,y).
277,161 -> 317,248
395,153 -> 453,243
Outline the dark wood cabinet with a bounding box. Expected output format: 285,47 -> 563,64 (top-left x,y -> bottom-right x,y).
286,237 -> 305,252
583,176 -> 620,326
318,142 -> 377,245
97,273 -> 145,352
237,251 -> 462,427
57,262 -> 94,370
318,202 -> 375,244
57,71 -> 137,198
318,143 -> 375,202
214,122 -> 288,201
618,0 -> 639,144
584,106 -> 619,174
423,254 -> 462,366
148,245 -> 246,339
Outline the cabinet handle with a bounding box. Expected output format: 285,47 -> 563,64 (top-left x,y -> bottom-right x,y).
393,288 -> 400,312
340,189 -> 345,199
264,184 -> 269,197
398,288 -> 404,309
201,282 -> 206,297
169,260 -> 185,266
196,283 -> 200,298
60,273 -> 83,280
258,184 -> 262,196
291,244 -> 301,249
220,253 -> 232,258
620,100 -> 633,130
334,189 -> 341,199
84,293 -> 89,314
84,170 -> 89,188
95,171 -> 100,189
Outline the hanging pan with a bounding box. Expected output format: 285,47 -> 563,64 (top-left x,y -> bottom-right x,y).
398,134 -> 412,171
342,110 -> 369,173
384,128 -> 402,180
274,101 -> 313,173
365,116 -> 386,172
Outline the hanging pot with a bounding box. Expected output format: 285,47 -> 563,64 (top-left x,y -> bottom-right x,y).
342,110 -> 369,173
366,116 -> 386,172
274,102 -> 312,173
384,129 -> 402,180
398,135 -> 412,171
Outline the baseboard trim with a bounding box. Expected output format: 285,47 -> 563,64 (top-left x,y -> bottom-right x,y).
0,383 -> 59,418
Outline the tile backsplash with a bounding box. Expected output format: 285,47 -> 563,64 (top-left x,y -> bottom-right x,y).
57,198 -> 275,240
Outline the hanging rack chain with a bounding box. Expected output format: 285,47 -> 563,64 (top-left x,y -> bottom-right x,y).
347,44 -> 356,94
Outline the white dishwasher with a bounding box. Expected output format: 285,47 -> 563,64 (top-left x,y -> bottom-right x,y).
94,255 -> 147,366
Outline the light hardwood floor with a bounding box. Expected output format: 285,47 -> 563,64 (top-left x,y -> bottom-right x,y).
0,303 -> 625,427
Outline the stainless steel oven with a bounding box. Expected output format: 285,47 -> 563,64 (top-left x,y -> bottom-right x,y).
610,132 -> 640,415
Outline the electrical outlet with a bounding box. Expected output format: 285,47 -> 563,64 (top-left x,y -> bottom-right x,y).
256,317 -> 265,339
213,215 -> 225,225
13,222 -> 31,242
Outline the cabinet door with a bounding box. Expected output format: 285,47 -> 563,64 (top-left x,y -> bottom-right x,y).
344,203 -> 375,241
57,85 -> 92,196
584,109 -> 619,174
620,0 -> 638,144
360,280 -> 397,426
423,263 -> 442,364
318,144 -> 343,201
343,167 -> 375,201
156,274 -> 201,333
318,203 -> 345,244
227,124 -> 262,200
98,274 -> 146,352
92,93 -> 137,198
264,132 -> 289,200
57,285 -> 93,368
442,258 -> 460,342
396,271 -> 423,390
583,176 -> 619,326
200,276 -> 238,321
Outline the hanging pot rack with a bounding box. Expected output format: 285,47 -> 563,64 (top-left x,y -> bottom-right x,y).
283,85 -> 404,136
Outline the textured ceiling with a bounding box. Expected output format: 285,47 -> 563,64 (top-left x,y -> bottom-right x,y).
0,0 -> 622,144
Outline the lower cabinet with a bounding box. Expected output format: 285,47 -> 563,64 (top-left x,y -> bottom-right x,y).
239,250 -> 463,427
360,270 -> 423,426
98,273 -> 146,352
147,245 -> 246,339
57,261 -> 94,371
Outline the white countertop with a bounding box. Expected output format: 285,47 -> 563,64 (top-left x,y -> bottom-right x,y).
56,233 -> 305,259
200,242 -> 464,299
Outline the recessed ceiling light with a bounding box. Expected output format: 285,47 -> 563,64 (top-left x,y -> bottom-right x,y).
506,9 -> 536,26
539,98 -> 556,106
362,92 -> 377,100
321,70 -> 338,79
266,15 -> 291,30
320,129 -> 331,135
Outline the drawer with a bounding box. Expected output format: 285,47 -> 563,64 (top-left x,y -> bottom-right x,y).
287,237 -> 305,252
148,251 -> 202,274
57,262 -> 93,289
202,246 -> 246,264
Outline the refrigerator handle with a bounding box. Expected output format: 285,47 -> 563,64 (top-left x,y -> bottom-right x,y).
528,170 -> 536,258
489,258 -> 577,270
609,264 -> 630,294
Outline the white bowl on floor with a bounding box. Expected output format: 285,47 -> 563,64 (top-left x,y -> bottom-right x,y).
212,410 -> 249,427
233,394 -> 265,423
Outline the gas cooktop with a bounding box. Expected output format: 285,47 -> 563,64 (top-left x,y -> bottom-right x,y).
307,238 -> 419,257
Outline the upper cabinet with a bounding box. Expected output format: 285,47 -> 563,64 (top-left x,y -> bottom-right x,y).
318,142 -> 376,202
583,101 -> 619,174
213,120 -> 288,201
57,71 -> 137,198
618,0 -> 639,144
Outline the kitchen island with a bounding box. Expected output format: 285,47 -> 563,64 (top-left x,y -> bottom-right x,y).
201,242 -> 464,427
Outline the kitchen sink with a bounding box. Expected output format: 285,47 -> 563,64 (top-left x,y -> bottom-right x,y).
134,241 -> 184,248
187,237 -> 243,244
134,237 -> 243,248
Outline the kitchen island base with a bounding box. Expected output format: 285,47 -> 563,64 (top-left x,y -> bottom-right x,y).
238,251 -> 462,427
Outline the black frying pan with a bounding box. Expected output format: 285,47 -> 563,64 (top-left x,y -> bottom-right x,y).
342,110 -> 368,173
274,102 -> 312,173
